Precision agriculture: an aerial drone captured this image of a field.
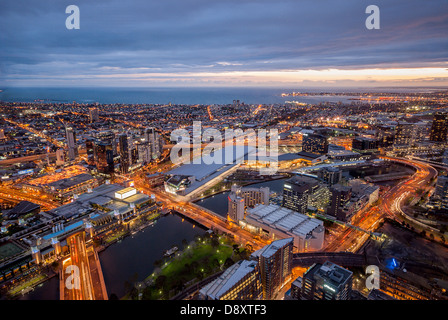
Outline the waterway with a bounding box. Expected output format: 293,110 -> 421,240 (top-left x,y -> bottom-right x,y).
18,213 -> 207,299
17,163 -> 411,299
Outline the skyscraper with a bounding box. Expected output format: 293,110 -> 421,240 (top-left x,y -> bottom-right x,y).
118,133 -> 130,174
65,127 -> 78,161
144,127 -> 160,160
300,261 -> 353,300
429,112 -> 448,142
250,238 -> 294,300
95,141 -> 114,175
89,107 -> 99,123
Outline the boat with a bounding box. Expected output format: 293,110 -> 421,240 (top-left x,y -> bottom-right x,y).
164,246 -> 178,257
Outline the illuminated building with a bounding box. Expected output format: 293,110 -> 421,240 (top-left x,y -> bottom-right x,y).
95,141 -> 114,175
351,137 -> 378,154
282,174 -> 330,213
327,184 -> 352,221
86,138 -> 95,166
118,133 -> 130,174
300,261 -> 353,300
394,122 -> 415,146
56,148 -> 65,166
302,134 -> 329,155
251,238 -> 293,300
245,204 -> 325,252
428,174 -> 448,212
89,107 -> 99,123
66,127 -> 78,161
429,112 -> 448,142
144,127 -> 160,160
227,185 -> 270,222
199,260 -> 262,300
317,167 -> 342,186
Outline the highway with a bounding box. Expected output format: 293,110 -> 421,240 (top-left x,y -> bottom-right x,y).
61,231 -> 108,300
325,156 -> 439,253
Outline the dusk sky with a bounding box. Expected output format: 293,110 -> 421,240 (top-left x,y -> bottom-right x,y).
1,0 -> 447,88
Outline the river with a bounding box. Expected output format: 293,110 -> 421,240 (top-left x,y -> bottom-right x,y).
19,213 -> 207,300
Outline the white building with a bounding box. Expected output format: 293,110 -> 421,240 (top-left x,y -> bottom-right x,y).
244,204 -> 325,252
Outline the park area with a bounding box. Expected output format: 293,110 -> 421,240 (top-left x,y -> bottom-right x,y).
127,232 -> 252,300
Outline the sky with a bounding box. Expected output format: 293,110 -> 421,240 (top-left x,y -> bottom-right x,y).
1,0 -> 447,88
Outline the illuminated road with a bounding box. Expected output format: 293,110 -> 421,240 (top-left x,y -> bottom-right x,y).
61,231 -> 108,300
134,178 -> 268,251
0,186 -> 59,211
325,156 -> 439,253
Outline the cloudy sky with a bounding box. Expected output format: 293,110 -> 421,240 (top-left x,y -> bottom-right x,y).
1,0 -> 447,87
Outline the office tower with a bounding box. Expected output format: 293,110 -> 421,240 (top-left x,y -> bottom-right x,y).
351,137 -> 378,154
300,261 -> 353,300
376,125 -> 395,148
394,122 -> 415,146
136,141 -> 151,164
250,238 -> 294,300
317,167 -> 342,186
302,134 -> 329,155
95,141 -> 114,174
130,147 -> 139,165
282,175 -> 329,213
118,133 -> 130,174
86,138 -> 95,166
65,127 -> 78,161
89,107 -> 99,123
199,260 -> 261,300
327,184 -> 352,221
97,130 -> 116,155
144,127 -> 160,160
429,112 -> 448,142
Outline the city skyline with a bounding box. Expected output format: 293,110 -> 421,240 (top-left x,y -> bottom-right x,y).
1,0 -> 448,88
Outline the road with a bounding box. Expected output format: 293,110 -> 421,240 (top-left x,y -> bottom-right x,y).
325,156 -> 439,253
134,178 -> 269,251
61,231 -> 108,300
0,186 -> 59,210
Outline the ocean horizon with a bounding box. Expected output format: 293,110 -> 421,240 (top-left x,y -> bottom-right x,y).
0,86 -> 444,106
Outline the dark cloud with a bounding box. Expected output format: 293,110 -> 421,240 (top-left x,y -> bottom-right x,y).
1,0 -> 447,86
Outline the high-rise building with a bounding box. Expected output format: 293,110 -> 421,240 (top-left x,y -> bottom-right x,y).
300,261 -> 353,300
89,107 -> 99,123
65,127 -> 78,161
95,141 -> 114,175
144,127 -> 161,160
250,238 -> 294,300
429,112 -> 448,142
97,131 -> 116,155
394,122 -> 415,146
136,141 -> 151,164
282,175 -> 330,213
118,133 -> 130,174
227,186 -> 270,222
327,184 -> 352,221
86,138 -> 95,166
317,167 -> 342,186
302,134 -> 329,155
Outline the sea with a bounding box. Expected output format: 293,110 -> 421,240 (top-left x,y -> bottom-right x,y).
0,86 -> 440,106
